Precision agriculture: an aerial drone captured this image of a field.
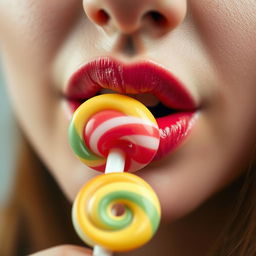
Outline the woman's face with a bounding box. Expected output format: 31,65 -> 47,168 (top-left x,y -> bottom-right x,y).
1,0 -> 256,220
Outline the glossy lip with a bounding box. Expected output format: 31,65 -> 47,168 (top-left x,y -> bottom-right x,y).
65,57 -> 198,160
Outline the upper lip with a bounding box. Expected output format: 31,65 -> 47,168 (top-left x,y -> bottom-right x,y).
65,57 -> 196,111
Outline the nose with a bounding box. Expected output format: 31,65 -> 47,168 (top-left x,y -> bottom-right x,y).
83,0 -> 187,35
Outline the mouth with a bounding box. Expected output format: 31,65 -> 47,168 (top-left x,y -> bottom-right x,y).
64,57 -> 199,161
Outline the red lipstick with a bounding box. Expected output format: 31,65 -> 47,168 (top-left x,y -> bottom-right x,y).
65,57 -> 198,161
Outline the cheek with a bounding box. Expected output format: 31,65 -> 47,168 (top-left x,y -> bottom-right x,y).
190,0 -> 256,151
0,1 -> 81,64
190,0 -> 256,69
0,1 -> 83,145
0,2 -> 77,189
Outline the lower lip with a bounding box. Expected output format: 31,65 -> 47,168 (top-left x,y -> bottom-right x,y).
67,100 -> 197,161
155,111 -> 197,160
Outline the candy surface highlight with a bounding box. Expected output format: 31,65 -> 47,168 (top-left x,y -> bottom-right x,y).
72,172 -> 161,252
69,94 -> 160,172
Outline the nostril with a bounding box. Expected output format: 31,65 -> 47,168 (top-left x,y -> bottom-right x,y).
145,11 -> 169,28
96,9 -> 110,25
83,1 -> 187,36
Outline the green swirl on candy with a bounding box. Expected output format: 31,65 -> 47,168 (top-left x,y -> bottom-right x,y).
99,190 -> 160,232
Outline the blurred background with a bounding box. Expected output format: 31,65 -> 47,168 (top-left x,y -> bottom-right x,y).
0,60 -> 18,205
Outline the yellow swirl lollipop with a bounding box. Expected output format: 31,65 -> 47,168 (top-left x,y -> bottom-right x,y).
72,172 -> 161,252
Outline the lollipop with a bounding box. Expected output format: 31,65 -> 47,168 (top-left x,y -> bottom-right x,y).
72,172 -> 161,252
69,94 -> 160,172
69,94 -> 161,254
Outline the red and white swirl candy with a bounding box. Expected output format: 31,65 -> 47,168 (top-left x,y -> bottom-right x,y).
69,94 -> 160,172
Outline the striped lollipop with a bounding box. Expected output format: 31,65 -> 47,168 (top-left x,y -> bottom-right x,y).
69,94 -> 160,172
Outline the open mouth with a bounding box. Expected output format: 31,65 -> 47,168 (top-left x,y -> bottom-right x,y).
68,90 -> 177,117
65,57 -> 198,161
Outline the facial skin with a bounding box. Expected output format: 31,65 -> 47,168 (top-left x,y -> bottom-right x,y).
1,0 -> 256,231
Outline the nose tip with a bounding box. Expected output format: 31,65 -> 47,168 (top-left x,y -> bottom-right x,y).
83,0 -> 187,35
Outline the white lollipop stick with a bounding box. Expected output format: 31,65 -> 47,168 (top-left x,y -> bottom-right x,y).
93,245 -> 112,256
105,148 -> 126,174
92,148 -> 126,256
